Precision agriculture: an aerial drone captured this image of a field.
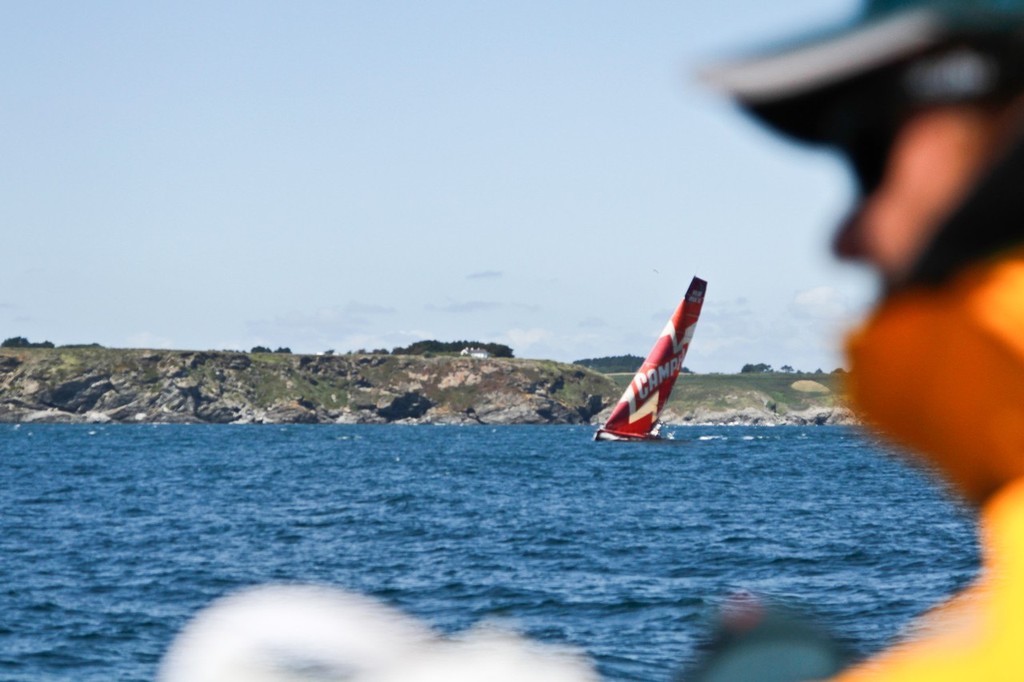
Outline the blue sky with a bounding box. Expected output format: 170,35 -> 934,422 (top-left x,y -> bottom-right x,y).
2,0 -> 873,373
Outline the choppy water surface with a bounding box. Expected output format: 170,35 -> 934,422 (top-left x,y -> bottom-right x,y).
0,424 -> 979,680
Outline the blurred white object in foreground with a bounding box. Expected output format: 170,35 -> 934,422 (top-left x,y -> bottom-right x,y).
158,585 -> 599,682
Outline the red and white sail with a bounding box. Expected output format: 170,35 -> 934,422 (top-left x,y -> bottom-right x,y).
595,276 -> 706,441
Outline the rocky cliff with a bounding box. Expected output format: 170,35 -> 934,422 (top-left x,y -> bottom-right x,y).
0,348 -> 614,425
0,348 -> 856,426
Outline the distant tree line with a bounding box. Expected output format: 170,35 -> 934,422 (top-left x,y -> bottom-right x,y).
391,340 -> 514,358
741,363 -> 844,374
573,355 -> 694,374
2,337 -> 108,349
574,355 -> 644,373
243,340 -> 515,358
741,362 -> 774,373
250,346 -> 292,354
2,336 -> 55,349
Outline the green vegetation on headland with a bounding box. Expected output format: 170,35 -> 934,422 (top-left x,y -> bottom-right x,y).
574,355 -> 649,373
603,371 -> 852,425
0,346 -> 610,425
0,344 -> 854,425
575,356 -> 852,425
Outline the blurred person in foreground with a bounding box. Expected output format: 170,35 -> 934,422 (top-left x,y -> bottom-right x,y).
704,0 -> 1024,679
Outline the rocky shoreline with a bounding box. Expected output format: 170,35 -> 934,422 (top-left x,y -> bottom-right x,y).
0,348 -> 613,425
0,348 -> 855,426
661,405 -> 859,427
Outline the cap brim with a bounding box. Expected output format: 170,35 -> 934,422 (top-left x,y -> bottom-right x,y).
701,8 -> 948,105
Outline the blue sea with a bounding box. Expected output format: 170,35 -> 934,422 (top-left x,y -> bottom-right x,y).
0,424 -> 979,681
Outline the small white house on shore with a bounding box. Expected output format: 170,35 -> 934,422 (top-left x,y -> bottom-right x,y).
460,347 -> 490,359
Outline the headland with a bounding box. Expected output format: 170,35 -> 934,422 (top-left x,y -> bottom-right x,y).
0,347 -> 855,425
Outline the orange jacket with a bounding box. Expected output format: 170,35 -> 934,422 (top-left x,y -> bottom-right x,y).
837,252 -> 1024,680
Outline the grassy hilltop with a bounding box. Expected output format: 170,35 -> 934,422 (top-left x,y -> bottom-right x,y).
602,371 -> 853,425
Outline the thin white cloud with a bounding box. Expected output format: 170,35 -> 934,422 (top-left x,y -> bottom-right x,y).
343,302 -> 397,316
502,327 -> 550,353
577,316 -> 607,329
466,270 -> 503,280
427,301 -> 502,314
790,286 -> 848,321
247,303 -> 397,339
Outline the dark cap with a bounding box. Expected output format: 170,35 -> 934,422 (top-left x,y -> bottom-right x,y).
702,0 -> 1024,145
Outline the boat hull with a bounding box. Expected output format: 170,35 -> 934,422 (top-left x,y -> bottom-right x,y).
593,428 -> 661,442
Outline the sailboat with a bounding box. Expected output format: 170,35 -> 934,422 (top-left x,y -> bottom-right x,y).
594,276 -> 707,441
